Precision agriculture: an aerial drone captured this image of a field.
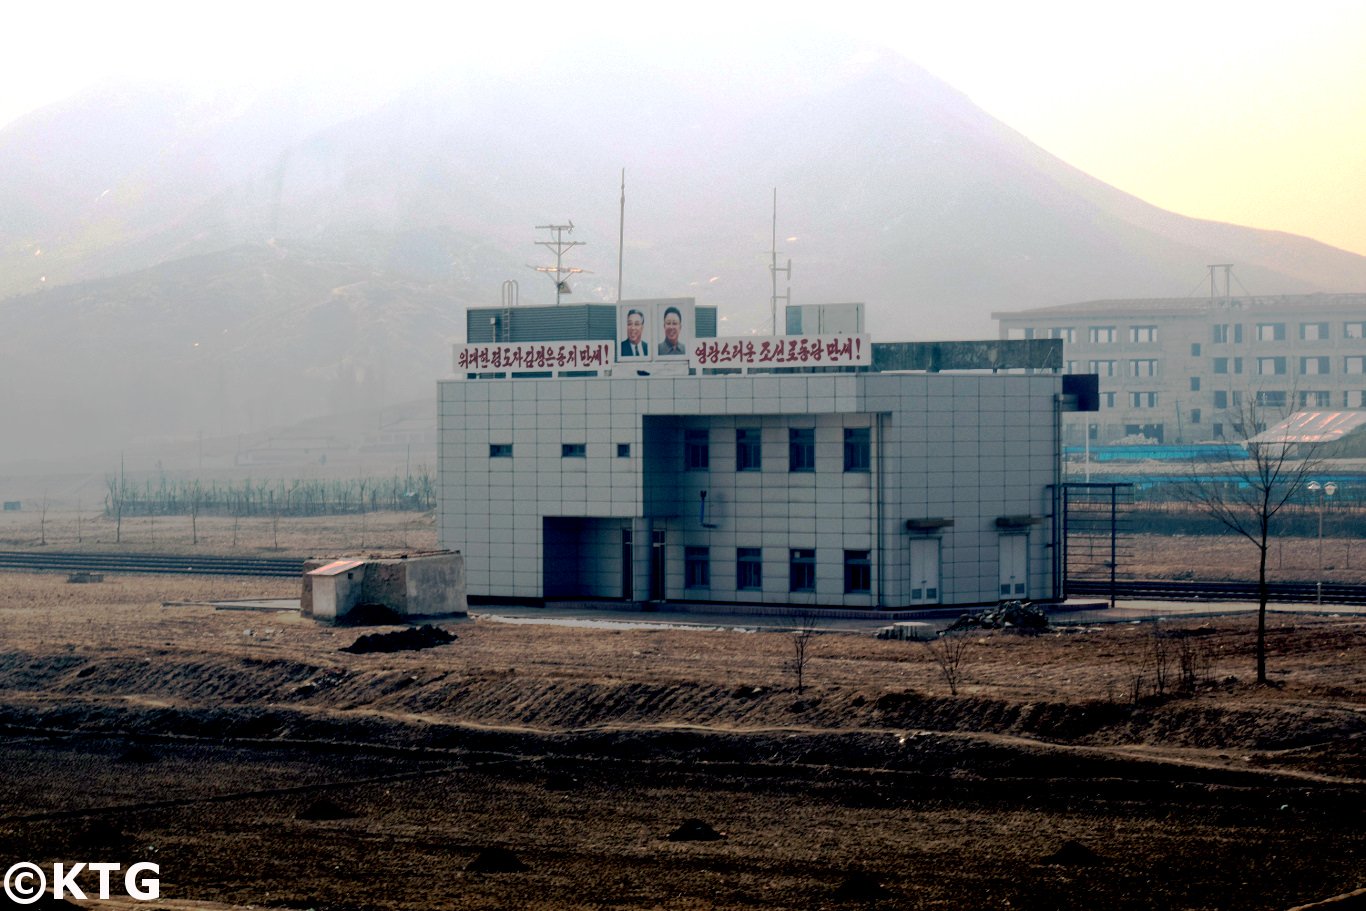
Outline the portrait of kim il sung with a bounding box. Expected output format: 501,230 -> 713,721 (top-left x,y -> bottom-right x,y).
620,307 -> 649,358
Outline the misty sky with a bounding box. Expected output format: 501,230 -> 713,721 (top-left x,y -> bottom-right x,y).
3,0 -> 1364,258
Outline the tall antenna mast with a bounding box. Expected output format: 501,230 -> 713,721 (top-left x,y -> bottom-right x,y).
532,222 -> 587,306
617,169 -> 626,302
769,188 -> 791,335
1207,263 -> 1233,302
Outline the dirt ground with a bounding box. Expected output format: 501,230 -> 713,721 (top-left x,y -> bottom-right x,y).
0,571 -> 1362,910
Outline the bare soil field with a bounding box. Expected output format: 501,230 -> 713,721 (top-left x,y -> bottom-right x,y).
0,571 -> 1362,910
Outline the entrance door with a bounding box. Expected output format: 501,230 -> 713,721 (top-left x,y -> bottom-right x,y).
649,530 -> 666,601
999,534 -> 1028,598
621,528 -> 634,601
908,538 -> 941,605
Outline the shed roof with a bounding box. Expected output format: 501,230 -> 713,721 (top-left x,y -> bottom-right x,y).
1249,410 -> 1366,445
307,559 -> 365,577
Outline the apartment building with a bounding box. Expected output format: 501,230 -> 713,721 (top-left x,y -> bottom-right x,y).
994,294 -> 1366,445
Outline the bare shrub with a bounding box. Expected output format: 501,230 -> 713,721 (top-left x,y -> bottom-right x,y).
924,631 -> 972,696
786,613 -> 821,695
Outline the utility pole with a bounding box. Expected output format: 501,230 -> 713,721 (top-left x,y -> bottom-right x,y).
532,223 -> 587,306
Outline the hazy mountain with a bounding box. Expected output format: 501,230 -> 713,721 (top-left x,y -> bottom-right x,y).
3,35 -> 1365,466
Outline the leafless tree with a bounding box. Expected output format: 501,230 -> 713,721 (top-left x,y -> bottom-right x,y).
925,630 -> 972,696
1177,397 -> 1323,684
786,612 -> 821,695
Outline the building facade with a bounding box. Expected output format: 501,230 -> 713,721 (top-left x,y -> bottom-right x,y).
439,357 -> 1069,610
994,294 -> 1366,446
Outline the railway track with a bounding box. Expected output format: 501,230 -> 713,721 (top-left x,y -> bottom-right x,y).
2,551 -> 1362,603
1067,578 -> 1366,605
0,551 -> 303,578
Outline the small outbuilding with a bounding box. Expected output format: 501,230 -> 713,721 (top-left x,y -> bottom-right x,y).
302,550 -> 466,624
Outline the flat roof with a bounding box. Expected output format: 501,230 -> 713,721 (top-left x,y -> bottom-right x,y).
993,292 -> 1366,320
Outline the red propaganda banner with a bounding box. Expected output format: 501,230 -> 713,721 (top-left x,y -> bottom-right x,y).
454,341 -> 615,373
689,334 -> 872,369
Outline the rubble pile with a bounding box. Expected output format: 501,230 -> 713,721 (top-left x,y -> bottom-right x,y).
947,600 -> 1048,633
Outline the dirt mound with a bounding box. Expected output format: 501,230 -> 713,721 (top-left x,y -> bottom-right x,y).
666,818 -> 725,841
833,872 -> 891,900
341,625 -> 456,654
1042,839 -> 1104,865
117,743 -> 158,763
296,798 -> 358,821
466,847 -> 528,873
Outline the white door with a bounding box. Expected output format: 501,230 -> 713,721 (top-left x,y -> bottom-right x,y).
999,534 -> 1028,598
908,538 -> 941,605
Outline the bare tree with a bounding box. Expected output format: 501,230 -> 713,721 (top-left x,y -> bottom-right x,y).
786,612 -> 821,695
924,631 -> 972,696
1178,398 -> 1323,684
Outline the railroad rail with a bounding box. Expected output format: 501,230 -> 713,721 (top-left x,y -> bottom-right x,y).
0,551 -> 303,578
1067,578 -> 1366,605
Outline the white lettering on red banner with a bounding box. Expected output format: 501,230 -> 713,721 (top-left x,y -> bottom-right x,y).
455,342 -> 616,373
690,334 -> 871,369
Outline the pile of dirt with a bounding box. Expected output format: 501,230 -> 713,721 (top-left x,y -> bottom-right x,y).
466,847 -> 528,873
1042,839 -> 1104,865
341,625 -> 456,654
665,818 -> 724,841
833,872 -> 891,900
296,798 -> 358,821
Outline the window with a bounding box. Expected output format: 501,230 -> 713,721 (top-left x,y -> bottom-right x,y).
1300,356 -> 1330,375
789,549 -> 816,592
489,444 -> 513,458
735,428 -> 761,472
1213,324 -> 1244,344
736,548 -> 763,591
1299,391 -> 1331,408
1345,321 -> 1366,339
1344,356 -> 1365,375
1190,408 -> 1201,424
1102,392 -> 1116,408
1190,376 -> 1201,392
1300,322 -> 1329,341
1087,359 -> 1117,377
1346,391 -> 1366,407
844,551 -> 872,594
561,443 -> 586,458
1129,391 -> 1158,408
1214,357 -> 1244,374
617,443 -> 631,458
1048,327 -> 1076,343
1129,358 -> 1158,377
1191,342 -> 1202,357
1213,391 -> 1228,409
788,428 -> 815,472
1088,326 -> 1116,344
1256,391 -> 1287,408
1256,322 -> 1286,342
1257,356 -> 1287,376
685,547 -> 710,588
843,427 -> 871,472
1213,422 -> 1224,438
1129,325 -> 1157,343
684,429 -> 709,470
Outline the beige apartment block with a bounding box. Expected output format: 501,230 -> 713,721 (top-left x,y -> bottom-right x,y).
994,294 -> 1366,446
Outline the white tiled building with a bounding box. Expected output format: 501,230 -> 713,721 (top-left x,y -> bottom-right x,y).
438,369 -> 1067,610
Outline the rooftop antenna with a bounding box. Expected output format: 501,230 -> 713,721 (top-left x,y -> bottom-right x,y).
617,169 -> 626,302
770,188 -> 791,335
1207,264 -> 1233,302
531,222 -> 588,305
